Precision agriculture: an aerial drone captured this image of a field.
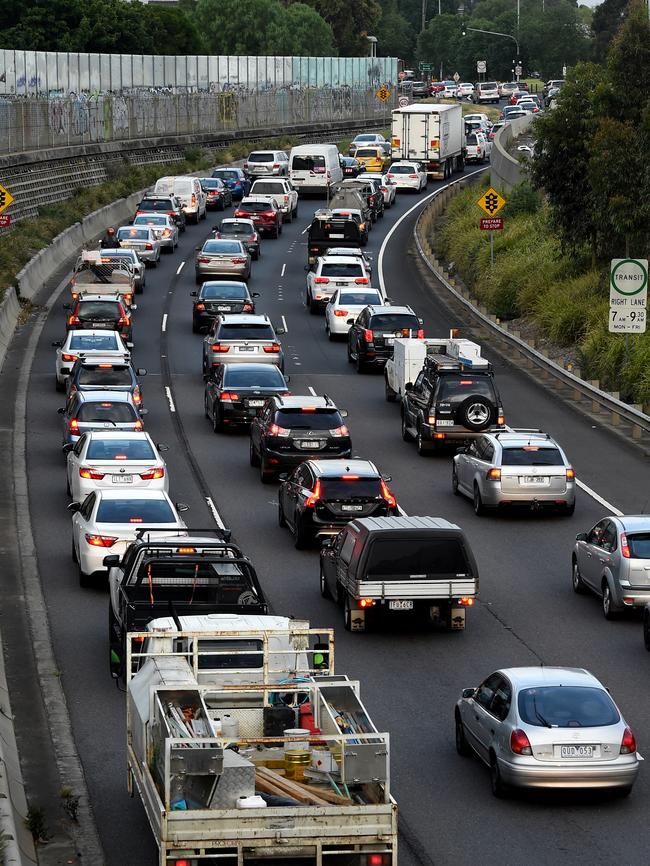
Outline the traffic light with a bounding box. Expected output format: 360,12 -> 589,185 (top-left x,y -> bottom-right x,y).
461,24 -> 466,36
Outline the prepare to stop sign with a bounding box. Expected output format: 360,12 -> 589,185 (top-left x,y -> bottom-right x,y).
609,258 -> 648,334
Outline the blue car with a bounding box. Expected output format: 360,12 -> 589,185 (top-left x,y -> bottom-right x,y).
211,167 -> 250,200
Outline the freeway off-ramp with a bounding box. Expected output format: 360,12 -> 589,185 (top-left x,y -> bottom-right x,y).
9,167 -> 650,865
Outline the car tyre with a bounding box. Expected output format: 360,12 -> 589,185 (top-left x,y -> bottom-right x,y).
259,454 -> 274,484
384,376 -> 396,402
602,582 -> 619,620
455,712 -> 471,756
452,465 -> 460,495
355,354 -> 367,374
192,319 -> 200,334
71,537 -> 78,563
320,566 -> 331,599
293,517 -> 311,550
78,564 -> 92,589
571,558 -> 587,594
490,755 -> 507,798
473,484 -> 486,516
347,341 -> 355,364
416,426 -> 429,456
644,609 -> 650,651
249,438 -> 260,467
563,501 -> 576,516
55,376 -> 65,392
344,593 -> 353,632
401,412 -> 413,442
212,404 -> 223,433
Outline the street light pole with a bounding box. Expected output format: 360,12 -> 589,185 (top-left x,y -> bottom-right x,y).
421,0 -> 427,31
463,25 -> 520,71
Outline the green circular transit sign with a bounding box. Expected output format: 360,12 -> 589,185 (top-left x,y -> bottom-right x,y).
610,259 -> 648,297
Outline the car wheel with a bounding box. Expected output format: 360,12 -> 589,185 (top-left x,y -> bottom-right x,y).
473,484 -> 486,516
293,205 -> 298,218
455,712 -> 471,756
212,404 -> 223,433
252,249 -> 259,261
563,501 -> 576,516
571,558 -> 587,594
401,411 -> 413,442
416,426 -> 429,456
602,582 -> 619,620
384,376 -> 396,402
320,566 -> 331,599
490,754 -> 507,798
71,537 -> 78,563
343,593 -> 353,631
278,222 -> 283,236
78,564 -> 92,589
644,609 -> 650,651
192,319 -> 200,334
355,353 -> 367,374
259,454 -> 274,484
195,274 -> 203,285
293,517 -> 311,549
347,341 -> 355,363
309,299 -> 319,316
284,209 -> 292,224
55,376 -> 65,392
249,438 -> 260,467
452,465 -> 460,495
326,324 -> 335,341
278,498 -> 287,528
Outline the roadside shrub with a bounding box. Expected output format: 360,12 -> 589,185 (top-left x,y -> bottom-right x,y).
504,181 -> 542,216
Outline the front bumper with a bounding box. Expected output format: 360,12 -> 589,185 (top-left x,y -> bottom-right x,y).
498,754 -> 640,790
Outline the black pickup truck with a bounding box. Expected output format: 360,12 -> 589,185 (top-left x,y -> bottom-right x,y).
107,529 -> 267,678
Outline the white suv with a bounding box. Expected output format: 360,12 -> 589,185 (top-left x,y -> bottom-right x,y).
244,150 -> 289,177
473,81 -> 500,104
306,255 -> 371,313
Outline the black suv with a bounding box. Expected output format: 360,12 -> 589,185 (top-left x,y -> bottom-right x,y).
66,356 -> 147,405
134,194 -> 186,232
401,355 -> 505,454
204,363 -> 289,431
278,458 -> 398,548
191,281 -> 260,333
249,396 -> 351,483
64,295 -> 133,345
347,305 -> 423,372
307,210 -> 368,264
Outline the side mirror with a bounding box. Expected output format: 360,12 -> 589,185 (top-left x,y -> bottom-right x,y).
139,408 -> 149,416
62,443 -> 74,453
278,473 -> 289,482
321,537 -> 334,549
251,292 -> 261,298
461,687 -> 476,699
52,340 -> 63,348
339,409 -> 348,418
157,443 -> 169,452
57,407 -> 66,414
381,474 -> 392,483
190,290 -> 198,296
575,532 -> 588,542
103,554 -> 120,568
176,502 -> 190,513
136,368 -> 147,376
418,318 -> 424,325
275,327 -> 286,335
195,246 -> 201,252
130,304 -> 138,311
67,502 -> 81,513
384,297 -> 392,304
404,382 -> 413,391
284,374 -> 291,383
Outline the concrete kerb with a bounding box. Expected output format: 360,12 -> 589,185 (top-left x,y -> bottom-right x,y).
0,288 -> 21,373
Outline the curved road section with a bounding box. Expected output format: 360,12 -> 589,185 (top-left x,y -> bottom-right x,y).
18,166 -> 650,865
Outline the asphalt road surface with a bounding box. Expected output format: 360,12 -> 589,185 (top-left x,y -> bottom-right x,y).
24,168 -> 650,866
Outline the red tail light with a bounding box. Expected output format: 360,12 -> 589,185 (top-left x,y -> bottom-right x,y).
249,234 -> 257,242
486,468 -> 501,480
139,467 -> 165,480
134,420 -> 143,430
416,328 -> 425,339
85,534 -> 118,547
197,257 -> 211,264
304,479 -> 322,508
69,419 -> 79,432
68,315 -> 81,326
273,163 -> 280,168
191,194 -> 197,206
145,243 -> 153,250
219,392 -> 239,401
510,729 -> 532,756
234,210 -> 245,218
380,478 -> 397,509
231,258 -> 247,265
132,386 -> 142,404
195,302 -> 206,311
409,174 -> 418,179
566,467 -> 575,480
242,303 -> 253,312
79,467 -> 105,480
363,328 -> 373,343
124,294 -> 133,305
334,309 -> 348,317
268,423 -> 290,437
355,277 -> 369,284
162,228 -> 171,237
117,316 -> 130,327
621,532 -> 631,559
211,343 -> 230,353
62,353 -> 77,362
263,343 -> 281,353
330,425 -> 349,438
166,211 -> 176,217
314,277 -> 330,284
621,727 -> 636,754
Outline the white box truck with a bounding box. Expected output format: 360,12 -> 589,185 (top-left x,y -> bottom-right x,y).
384,334 -> 487,401
391,103 -> 466,179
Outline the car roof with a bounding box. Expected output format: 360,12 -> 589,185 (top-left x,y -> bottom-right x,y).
73,355 -> 132,367
350,515 -> 460,533
214,166 -> 243,173
240,197 -> 275,204
223,362 -> 283,374
319,256 -> 364,265
499,666 -> 598,689
366,304 -> 413,315
201,279 -> 248,288
220,218 -> 254,226
613,515 -> 650,532
77,294 -> 122,303
94,488 -> 172,501
271,395 -> 336,409
75,389 -> 134,403
218,313 -> 271,324
84,430 -> 151,441
67,329 -> 121,339
308,458 -> 379,477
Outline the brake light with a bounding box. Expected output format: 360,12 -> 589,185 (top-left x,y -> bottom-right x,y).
71,292 -> 79,300
132,386 -> 142,404
337,211 -> 351,217
363,328 -> 373,343
62,353 -> 77,362
145,243 -> 153,250
621,532 -> 631,559
79,467 -> 105,480
409,174 -> 418,179
273,163 -> 280,169
249,234 -> 258,242
176,860 -> 190,866
380,478 -> 397,509
263,343 -> 281,353
314,277 -> 330,284
177,547 -> 196,554
124,294 -> 133,305
118,316 -> 130,326
234,210 -> 245,217
416,328 -> 425,339
85,534 -> 118,547
268,423 -> 290,437
195,303 -> 206,311
68,315 -> 81,326
98,364 -> 113,369
191,194 -> 197,206
341,475 -> 360,480
242,303 -> 253,312
369,195 -> 375,203
134,420 -> 143,430
283,194 -> 289,203
305,479 -> 322,508
367,855 -> 388,866
211,344 -> 230,353
510,728 -> 532,756
458,597 -> 475,606
487,468 -> 501,480
497,414 -> 505,425
220,392 -> 239,401
330,425 -> 349,437
621,727 -> 636,754
358,598 -> 376,608
69,419 -> 79,432
566,467 -> 575,480
139,467 -> 165,480
166,211 -> 175,217
334,309 -> 348,317
162,228 -> 171,237
355,277 -> 369,284
427,414 -> 435,425
197,257 -> 211,264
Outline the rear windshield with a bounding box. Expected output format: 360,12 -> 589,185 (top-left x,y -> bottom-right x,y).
77,302 -> 121,320
200,178 -> 223,189
340,292 -> 380,305
365,537 -> 470,578
321,263 -> 364,278
134,215 -> 166,225
467,134 -> 478,145
76,402 -> 137,423
224,367 -> 285,388
310,221 -> 359,241
275,409 -> 342,430
217,324 -> 275,341
627,533 -> 650,559
139,199 -> 172,211
481,82 -> 498,89
501,446 -> 563,466
117,228 -> 149,240
369,314 -> 419,332
96,498 -> 175,524
356,148 -> 380,158
213,170 -> 239,180
355,135 -> 377,143
248,153 -> 274,162
219,222 -> 253,234
194,638 -> 263,670
438,377 -> 495,400
69,334 -> 119,350
239,202 -> 273,213
518,686 -> 619,728
202,241 -> 242,254
292,155 -> 325,171
201,283 -> 247,299
389,165 -> 416,174
250,182 -> 283,193
77,366 -> 132,386
87,439 -> 155,460
321,478 -> 381,498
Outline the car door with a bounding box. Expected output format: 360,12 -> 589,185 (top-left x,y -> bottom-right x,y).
596,520 -> 618,590
73,491 -> 96,551
326,290 -> 339,328
282,465 -> 304,527
457,439 -> 480,492
578,519 -> 609,589
206,367 -> 222,419
292,465 -> 313,527
251,403 -> 268,454
463,673 -> 504,761
322,528 -> 345,596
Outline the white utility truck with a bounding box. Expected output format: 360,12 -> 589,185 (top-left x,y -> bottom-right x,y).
391,103 -> 466,179
126,614 -> 397,866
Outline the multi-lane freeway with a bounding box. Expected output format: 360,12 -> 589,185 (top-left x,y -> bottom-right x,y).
21,164 -> 650,866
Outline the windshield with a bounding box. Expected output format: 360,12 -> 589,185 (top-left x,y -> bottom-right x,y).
202,241 -> 242,254
96,498 -> 175,524
321,478 -> 381,498
117,228 -> 149,241
389,165 -> 416,174
77,366 -> 132,386
87,438 -> 155,460
438,377 -> 495,400
134,215 -> 166,226
69,334 -> 119,351
321,263 -> 364,278
356,148 -> 380,158
217,324 -> 275,341
365,537 -> 470,578
276,409 -> 343,430
518,686 -> 619,728
224,367 -> 285,388
139,199 -> 173,211
201,283 -> 247,299
219,222 -> 253,235
339,291 -> 380,305
501,446 -> 563,466
627,533 -> 650,559
239,202 -> 273,213
292,154 -> 326,171
76,402 -> 137,423
248,153 -> 274,162
370,314 -> 419,332
213,170 -> 239,180
77,302 -> 121,320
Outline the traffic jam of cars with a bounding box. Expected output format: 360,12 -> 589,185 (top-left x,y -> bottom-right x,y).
48,102 -> 645,809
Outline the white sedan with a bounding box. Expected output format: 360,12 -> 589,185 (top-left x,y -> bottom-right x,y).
115,226 -> 161,265
306,255 -> 371,312
386,162 -> 428,192
132,213 -> 179,252
70,489 -> 186,586
65,431 -> 169,501
325,287 -> 385,339
361,172 -> 397,208
53,329 -> 130,391
464,113 -> 493,129
456,83 -> 475,98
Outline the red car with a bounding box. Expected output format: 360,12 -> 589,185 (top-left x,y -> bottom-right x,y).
234,198 -> 283,239
429,82 -> 446,94
510,90 -> 530,105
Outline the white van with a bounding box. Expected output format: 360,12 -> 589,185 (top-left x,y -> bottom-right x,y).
153,175 -> 207,223
288,144 -> 343,195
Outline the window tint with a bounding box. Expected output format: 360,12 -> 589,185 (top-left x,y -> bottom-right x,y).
475,673 -> 503,710
77,367 -> 132,386
467,134 -> 478,145
600,521 -> 618,553
339,292 -> 381,306
213,170 -> 239,180
365,537 -> 470,578
80,493 -> 95,521
437,377 -> 495,400
501,447 -> 563,466
202,241 -> 242,254
320,478 -> 382,498
627,533 -> 650,559
275,409 -> 343,430
250,182 -> 284,193
96,498 -> 175,524
355,135 -> 377,142
292,155 -> 326,171
340,532 -> 356,563
321,263 -> 364,278
482,82 -> 498,89
587,520 -> 608,546
139,199 -> 174,211
217,324 -> 275,341
200,179 -> 223,189
388,165 -> 415,174
87,438 -> 155,460
490,679 -> 512,721
69,334 -> 119,351
248,153 -> 274,162
369,314 -> 419,332
201,283 -> 247,299
224,367 -> 285,388
239,201 -> 274,213
134,215 -> 166,225
220,221 -> 253,234
195,639 -> 263,669
518,686 -> 619,728
76,402 -> 137,423
77,302 -> 121,320
117,228 -> 150,240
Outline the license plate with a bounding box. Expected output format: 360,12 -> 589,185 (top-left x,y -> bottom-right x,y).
248,399 -> 264,407
299,441 -> 321,449
217,305 -> 231,311
522,476 -> 549,484
93,323 -> 109,328
437,419 -> 454,427
112,475 -> 133,483
237,346 -> 255,352
386,337 -> 395,345
558,745 -> 596,758
329,233 -> 345,239
341,504 -> 363,512
389,600 -> 414,611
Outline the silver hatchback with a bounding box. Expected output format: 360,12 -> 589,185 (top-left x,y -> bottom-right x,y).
573,514 -> 650,618
453,429 -> 575,516
456,666 -> 640,797
202,314 -> 285,377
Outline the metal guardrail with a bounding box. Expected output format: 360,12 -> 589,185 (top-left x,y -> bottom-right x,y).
414,174 -> 650,446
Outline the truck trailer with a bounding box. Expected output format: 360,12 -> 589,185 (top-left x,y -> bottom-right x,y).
391,103 -> 466,180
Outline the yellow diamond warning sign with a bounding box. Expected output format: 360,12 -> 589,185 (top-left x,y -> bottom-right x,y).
477,187 -> 506,217
0,183 -> 14,215
375,86 -> 391,102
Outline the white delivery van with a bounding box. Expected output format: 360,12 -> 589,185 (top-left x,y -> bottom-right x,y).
288,144 -> 343,195
153,176 -> 207,223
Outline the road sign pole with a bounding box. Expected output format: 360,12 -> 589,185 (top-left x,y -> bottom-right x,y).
490,231 -> 494,267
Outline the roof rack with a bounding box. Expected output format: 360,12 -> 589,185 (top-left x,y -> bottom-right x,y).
134,527 -> 232,543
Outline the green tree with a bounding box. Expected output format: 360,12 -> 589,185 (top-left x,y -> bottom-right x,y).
417,14 -> 466,77
376,0 -> 416,59
264,3 -> 335,55
591,0 -> 628,64
605,0 -> 650,123
195,0 -> 281,54
146,6 -> 205,56
297,0 -> 382,55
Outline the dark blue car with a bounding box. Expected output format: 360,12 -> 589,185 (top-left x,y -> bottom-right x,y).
211,167 -> 250,200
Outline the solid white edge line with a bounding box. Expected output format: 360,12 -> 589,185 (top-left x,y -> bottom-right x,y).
281,263 -> 286,276
176,260 -> 185,275
576,479 -> 623,517
301,225 -> 309,235
308,385 -> 317,396
206,496 -> 226,529
161,313 -> 168,333
164,385 -> 176,413
281,315 -> 288,333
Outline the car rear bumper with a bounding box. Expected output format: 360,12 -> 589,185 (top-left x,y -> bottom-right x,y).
498,755 -> 640,790
615,587 -> 650,607
481,483 -> 576,507
196,265 -> 249,279
263,446 -> 352,468
209,354 -> 282,368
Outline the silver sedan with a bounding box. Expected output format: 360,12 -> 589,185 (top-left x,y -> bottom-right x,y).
132,213 -> 179,252
456,666 -> 641,797
115,226 -> 161,265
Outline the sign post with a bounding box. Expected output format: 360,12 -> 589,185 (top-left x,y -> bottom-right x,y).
476,188 -> 507,267
609,259 -> 648,362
